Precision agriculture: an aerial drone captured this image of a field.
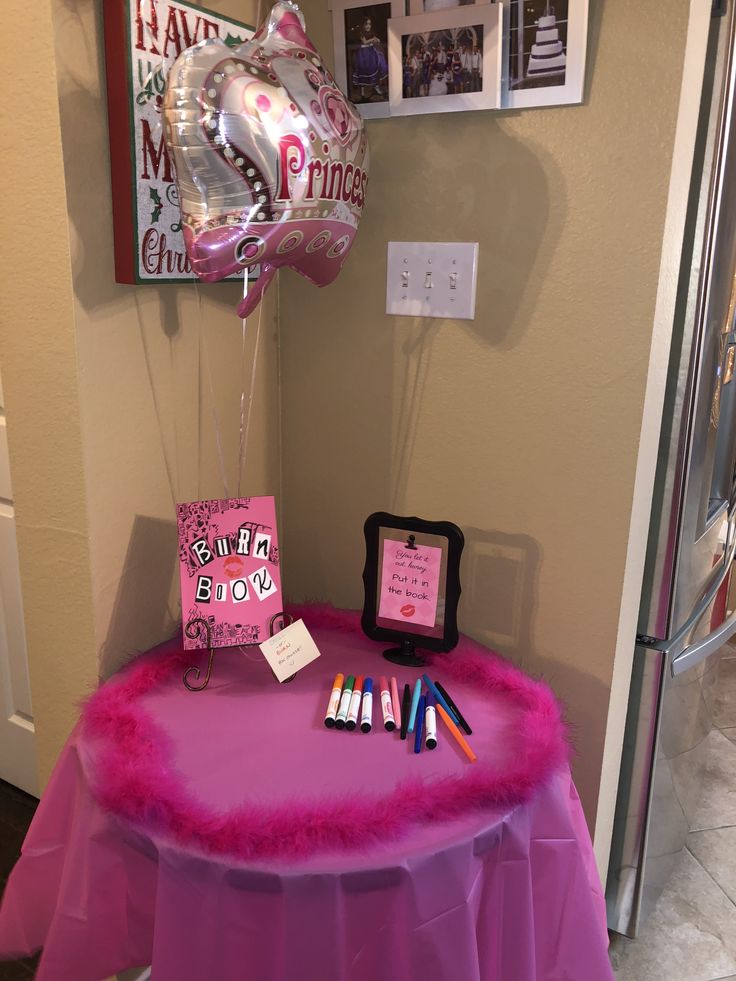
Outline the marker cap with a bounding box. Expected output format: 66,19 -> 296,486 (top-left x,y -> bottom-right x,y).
324,672 -> 345,729
345,676 -> 364,731
335,675 -> 356,730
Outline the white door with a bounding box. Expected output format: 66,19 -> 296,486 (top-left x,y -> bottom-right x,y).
0,374 -> 38,796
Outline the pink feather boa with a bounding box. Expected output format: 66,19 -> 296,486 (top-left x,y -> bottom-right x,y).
81,604 -> 570,862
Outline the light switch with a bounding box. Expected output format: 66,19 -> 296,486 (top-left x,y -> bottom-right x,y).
386,242 -> 478,319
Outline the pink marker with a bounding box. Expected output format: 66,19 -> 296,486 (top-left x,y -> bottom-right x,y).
379,676 -> 395,731
390,677 -> 402,729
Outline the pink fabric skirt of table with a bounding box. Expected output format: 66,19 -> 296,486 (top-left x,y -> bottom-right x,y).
0,736 -> 612,981
0,613 -> 614,980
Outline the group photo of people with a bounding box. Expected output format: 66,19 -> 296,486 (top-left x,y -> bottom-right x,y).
402,28 -> 483,100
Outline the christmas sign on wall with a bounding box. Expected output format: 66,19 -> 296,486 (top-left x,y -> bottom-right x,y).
103,0 -> 254,282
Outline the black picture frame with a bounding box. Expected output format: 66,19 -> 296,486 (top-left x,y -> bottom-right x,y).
361,511 -> 464,666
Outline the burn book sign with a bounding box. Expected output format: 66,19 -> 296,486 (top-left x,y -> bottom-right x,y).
103,0 -> 253,282
176,497 -> 283,650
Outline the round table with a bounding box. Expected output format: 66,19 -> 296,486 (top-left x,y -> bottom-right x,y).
0,606 -> 613,980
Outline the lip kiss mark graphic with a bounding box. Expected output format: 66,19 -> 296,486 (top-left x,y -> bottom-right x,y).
223,557 -> 245,579
400,604 -> 416,618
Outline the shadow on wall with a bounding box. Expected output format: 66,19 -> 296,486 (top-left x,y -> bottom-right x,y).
99,515 -> 179,679
460,526 -> 540,668
466,141 -> 554,352
526,651 -> 612,830
458,525 -> 609,828
279,109 -> 565,602
363,111 -> 562,352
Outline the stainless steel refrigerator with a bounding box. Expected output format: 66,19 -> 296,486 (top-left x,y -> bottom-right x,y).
606,4 -> 736,938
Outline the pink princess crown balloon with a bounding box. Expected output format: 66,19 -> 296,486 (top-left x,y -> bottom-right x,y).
164,0 -> 369,319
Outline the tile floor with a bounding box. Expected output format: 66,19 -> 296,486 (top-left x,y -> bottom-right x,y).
610,653 -> 736,981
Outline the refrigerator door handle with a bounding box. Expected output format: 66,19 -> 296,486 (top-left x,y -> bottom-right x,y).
671,603 -> 736,676
656,517 -> 736,673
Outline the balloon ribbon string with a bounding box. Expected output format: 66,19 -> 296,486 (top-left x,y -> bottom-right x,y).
196,283 -> 231,500
135,295 -> 178,509
197,289 -> 203,502
238,273 -> 265,499
237,274 -> 248,498
391,327 -> 436,513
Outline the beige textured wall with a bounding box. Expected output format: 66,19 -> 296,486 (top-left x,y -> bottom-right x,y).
0,0 -> 97,790
53,0 -> 280,680
0,0 -> 280,786
280,0 -> 691,833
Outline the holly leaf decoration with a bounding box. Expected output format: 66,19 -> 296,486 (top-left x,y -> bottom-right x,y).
150,187 -> 163,224
224,32 -> 246,48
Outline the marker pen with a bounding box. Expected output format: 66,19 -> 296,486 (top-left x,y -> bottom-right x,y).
425,692 -> 437,750
407,678 -> 422,733
335,675 -> 355,730
380,676 -> 396,731
422,674 -> 459,725
346,675 -> 363,731
361,678 -> 373,733
437,703 -> 477,763
400,683 -> 411,740
435,681 -> 472,735
414,694 -> 425,754
390,677 -> 402,729
324,673 -> 344,728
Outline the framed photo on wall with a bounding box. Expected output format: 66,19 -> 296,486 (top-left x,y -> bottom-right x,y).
388,3 -> 502,116
331,0 -> 404,119
502,0 -> 589,109
409,0 -> 491,15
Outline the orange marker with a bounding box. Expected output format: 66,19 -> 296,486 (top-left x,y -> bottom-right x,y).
324,673 -> 344,728
436,703 -> 477,763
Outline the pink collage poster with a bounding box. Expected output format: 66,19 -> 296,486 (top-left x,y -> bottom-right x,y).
176,496 -> 282,650
377,538 -> 442,628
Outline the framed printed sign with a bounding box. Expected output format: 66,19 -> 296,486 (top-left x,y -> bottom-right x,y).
103,0 -> 254,283
177,496 -> 283,650
361,511 -> 464,666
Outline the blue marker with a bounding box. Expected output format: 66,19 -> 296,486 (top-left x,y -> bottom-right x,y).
422,674 -> 459,725
407,678 -> 422,733
360,678 -> 373,733
414,694 -> 425,754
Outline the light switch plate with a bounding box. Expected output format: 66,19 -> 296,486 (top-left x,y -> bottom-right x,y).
386,242 -> 478,320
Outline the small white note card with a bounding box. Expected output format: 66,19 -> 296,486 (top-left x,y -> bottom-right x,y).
259,618 -> 321,682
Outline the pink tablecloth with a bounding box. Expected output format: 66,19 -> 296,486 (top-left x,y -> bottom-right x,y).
0,613 -> 613,980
